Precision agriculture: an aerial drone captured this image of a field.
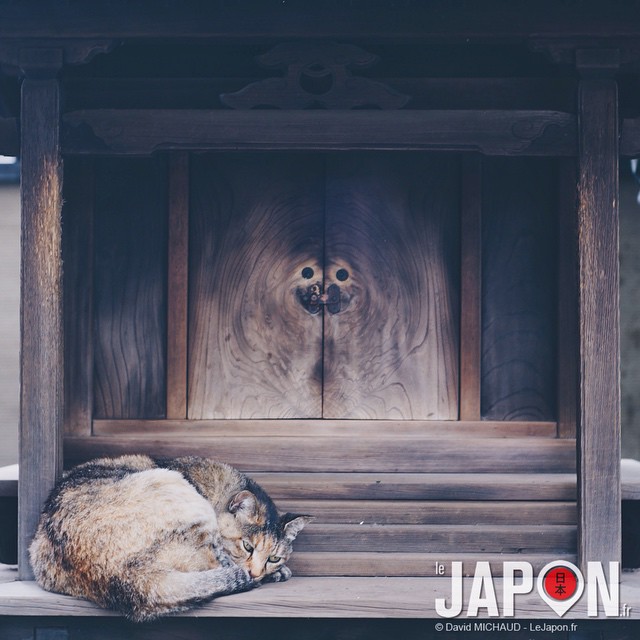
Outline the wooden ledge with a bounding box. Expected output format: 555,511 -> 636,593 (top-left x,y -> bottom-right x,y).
1,571 -> 639,619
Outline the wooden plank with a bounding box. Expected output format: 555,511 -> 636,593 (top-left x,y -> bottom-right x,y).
92,419 -> 558,438
1,2 -> 640,40
62,110 -> 577,156
294,524 -> 576,554
63,77 -> 577,112
557,159 -> 579,438
188,154 -> 324,419
62,157 -> 94,436
92,157 -> 168,419
577,75 -> 621,570
5,573 -> 638,619
166,152 -> 189,419
275,500 -> 577,525
481,158 -> 557,421
251,473 -> 577,502
19,74 -> 63,579
289,552 -> 578,578
459,155 -> 482,420
63,436 -> 576,473
323,153 -> 459,419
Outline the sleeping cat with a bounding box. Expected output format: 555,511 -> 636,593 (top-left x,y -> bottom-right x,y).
29,455 -> 310,621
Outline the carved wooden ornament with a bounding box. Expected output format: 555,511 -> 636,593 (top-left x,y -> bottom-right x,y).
220,41 -> 410,110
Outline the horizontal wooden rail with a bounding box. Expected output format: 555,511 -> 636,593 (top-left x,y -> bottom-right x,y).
64,435 -> 576,473
276,499 -> 576,525
62,109 -> 577,156
92,419 -> 558,437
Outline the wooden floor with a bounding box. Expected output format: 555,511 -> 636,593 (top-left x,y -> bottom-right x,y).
1,563 -> 639,619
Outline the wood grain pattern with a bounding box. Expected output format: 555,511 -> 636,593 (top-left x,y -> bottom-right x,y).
62,109 -> 578,156
62,157 -> 94,436
481,158 -> 557,421
166,152 -> 189,419
63,436 -> 576,473
19,77 -> 63,580
577,77 -> 621,570
288,553 -> 578,578
294,524 -> 576,554
4,574 -> 640,619
188,154 -> 324,419
459,155 -> 482,420
275,500 -> 576,525
93,419 -> 558,438
92,157 -> 168,419
323,153 -> 460,419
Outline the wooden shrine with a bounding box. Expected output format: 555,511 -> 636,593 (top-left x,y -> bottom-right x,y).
0,0 -> 639,633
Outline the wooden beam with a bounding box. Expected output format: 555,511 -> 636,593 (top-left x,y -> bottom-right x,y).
62,109 -> 577,156
18,60 -> 64,579
459,155 -> 482,420
92,418 -> 558,438
576,61 -> 621,572
166,152 -> 189,419
0,2 -> 640,40
63,435 -> 576,473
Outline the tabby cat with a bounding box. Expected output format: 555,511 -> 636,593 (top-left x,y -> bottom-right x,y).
29,455 -> 310,621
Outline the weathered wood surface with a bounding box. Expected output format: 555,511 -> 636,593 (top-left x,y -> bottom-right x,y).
288,553 -> 579,578
481,158 -> 557,421
323,153 -> 459,419
62,157 -> 94,436
166,152 -> 189,419
1,1 -> 640,41
275,499 -> 576,525
188,154 -> 324,419
63,77 -> 577,112
92,157 -> 167,419
1,574 -> 639,619
62,110 -> 577,156
19,75 -> 63,580
63,436 -> 576,473
459,155 -> 482,420
577,76 -> 621,570
294,524 -> 576,554
92,419 -> 558,438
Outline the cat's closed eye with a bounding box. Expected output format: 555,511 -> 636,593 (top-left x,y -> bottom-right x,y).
242,540 -> 254,554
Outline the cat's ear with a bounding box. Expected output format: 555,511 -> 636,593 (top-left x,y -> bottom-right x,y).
228,490 -> 258,518
281,513 -> 313,541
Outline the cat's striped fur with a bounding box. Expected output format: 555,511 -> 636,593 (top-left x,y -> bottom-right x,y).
29,455 -> 310,621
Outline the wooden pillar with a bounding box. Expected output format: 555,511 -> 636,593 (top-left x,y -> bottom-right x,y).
18,49 -> 64,579
576,49 -> 621,572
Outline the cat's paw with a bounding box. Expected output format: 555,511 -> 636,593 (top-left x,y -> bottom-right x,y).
227,563 -> 254,592
263,565 -> 292,583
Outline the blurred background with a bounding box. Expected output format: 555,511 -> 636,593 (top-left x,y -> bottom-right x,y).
1,160 -> 639,466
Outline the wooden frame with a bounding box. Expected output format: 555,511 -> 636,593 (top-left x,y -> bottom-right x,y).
0,9 -> 624,597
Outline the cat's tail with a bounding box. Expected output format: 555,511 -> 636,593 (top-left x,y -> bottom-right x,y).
104,564 -> 254,622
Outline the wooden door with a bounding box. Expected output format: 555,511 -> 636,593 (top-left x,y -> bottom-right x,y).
187,152 -> 460,420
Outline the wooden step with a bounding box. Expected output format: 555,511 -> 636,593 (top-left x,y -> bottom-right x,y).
288,552 -> 579,577
253,473 -> 576,501
64,435 -> 576,473
294,524 -> 576,554
276,500 -> 576,525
